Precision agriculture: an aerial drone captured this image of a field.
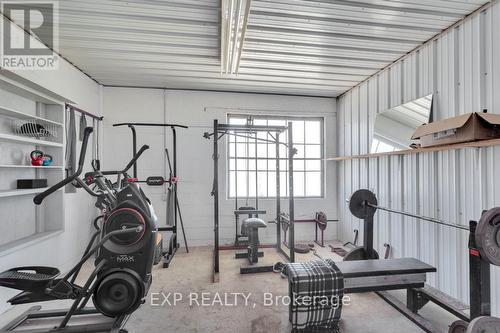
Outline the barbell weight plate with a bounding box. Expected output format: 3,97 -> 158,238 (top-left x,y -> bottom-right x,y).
349,189 -> 378,219
343,247 -> 379,261
449,320 -> 468,333
316,212 -> 328,230
466,316 -> 500,333
475,207 -> 500,267
294,244 -> 310,254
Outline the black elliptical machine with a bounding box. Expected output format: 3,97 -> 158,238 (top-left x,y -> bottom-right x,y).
0,128 -> 158,332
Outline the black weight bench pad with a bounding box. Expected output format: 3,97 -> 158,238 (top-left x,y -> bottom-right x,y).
336,258 -> 436,277
335,258 -> 436,294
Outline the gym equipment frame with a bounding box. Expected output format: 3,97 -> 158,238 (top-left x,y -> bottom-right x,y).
206,120 -> 296,281
347,189 -> 500,333
0,128 -> 155,333
113,122 -> 189,268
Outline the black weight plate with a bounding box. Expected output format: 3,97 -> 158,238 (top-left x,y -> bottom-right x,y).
466,316 -> 500,333
294,244 -> 310,254
476,207 -> 500,267
349,189 -> 378,219
316,212 -> 328,230
449,320 -> 468,333
343,247 -> 379,261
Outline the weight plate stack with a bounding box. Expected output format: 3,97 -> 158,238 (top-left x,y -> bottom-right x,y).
466,316 -> 500,333
475,207 -> 500,267
449,320 -> 468,333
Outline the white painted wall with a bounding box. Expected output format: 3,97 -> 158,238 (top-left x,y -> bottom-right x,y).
336,2 -> 500,314
102,88 -> 337,246
0,16 -> 102,312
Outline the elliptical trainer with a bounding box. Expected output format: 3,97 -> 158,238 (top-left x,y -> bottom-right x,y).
0,127 -> 158,332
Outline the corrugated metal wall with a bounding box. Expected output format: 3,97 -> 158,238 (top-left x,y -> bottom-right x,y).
336,2 -> 500,314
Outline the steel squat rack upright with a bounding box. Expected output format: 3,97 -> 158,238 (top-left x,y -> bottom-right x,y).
205,119 -> 297,282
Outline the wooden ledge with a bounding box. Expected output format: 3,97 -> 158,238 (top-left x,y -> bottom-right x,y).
327,138 -> 500,161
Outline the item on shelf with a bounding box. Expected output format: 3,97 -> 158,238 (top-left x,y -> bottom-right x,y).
17,179 -> 48,189
13,119 -> 57,138
412,111 -> 500,148
30,150 -> 54,166
30,150 -> 44,166
42,154 -> 53,166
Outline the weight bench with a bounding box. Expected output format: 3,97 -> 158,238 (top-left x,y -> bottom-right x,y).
335,258 -> 439,332
284,257 -> 435,332
335,258 -> 436,293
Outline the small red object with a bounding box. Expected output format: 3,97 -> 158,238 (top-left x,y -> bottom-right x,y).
128,178 -> 139,182
170,177 -> 179,184
470,249 -> 481,257
85,176 -> 94,185
30,150 -> 44,166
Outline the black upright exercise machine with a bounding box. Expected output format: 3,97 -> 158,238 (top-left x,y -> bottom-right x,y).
205,120 -> 296,280
113,122 -> 189,268
0,128 -> 157,333
345,189 -> 500,333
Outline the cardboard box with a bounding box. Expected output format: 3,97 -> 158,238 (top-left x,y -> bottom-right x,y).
411,112 -> 500,148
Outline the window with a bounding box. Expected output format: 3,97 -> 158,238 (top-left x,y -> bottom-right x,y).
227,115 -> 324,198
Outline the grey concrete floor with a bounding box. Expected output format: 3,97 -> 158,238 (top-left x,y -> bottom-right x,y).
0,242 -> 463,333
125,243 -> 460,333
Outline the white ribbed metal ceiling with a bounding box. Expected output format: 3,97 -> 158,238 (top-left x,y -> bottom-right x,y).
54,0 -> 488,97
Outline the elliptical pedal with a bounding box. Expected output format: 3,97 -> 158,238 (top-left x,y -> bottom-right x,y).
0,267 -> 60,291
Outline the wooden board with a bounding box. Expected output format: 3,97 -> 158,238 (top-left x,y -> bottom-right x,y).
327,138 -> 500,161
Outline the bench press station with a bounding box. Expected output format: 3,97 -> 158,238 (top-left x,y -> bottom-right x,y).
285,188 -> 500,332
338,189 -> 500,333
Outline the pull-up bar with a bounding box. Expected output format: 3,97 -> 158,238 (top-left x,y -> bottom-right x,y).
112,121 -> 189,268
113,123 -> 188,129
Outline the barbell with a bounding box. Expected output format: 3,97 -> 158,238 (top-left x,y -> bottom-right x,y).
348,189 -> 500,267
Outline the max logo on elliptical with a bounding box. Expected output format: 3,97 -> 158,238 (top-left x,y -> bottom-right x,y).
116,255 -> 135,263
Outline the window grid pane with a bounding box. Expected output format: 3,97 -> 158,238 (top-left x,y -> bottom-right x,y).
227,115 -> 324,198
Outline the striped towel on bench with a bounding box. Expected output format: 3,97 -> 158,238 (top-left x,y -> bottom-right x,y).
284,259 -> 344,332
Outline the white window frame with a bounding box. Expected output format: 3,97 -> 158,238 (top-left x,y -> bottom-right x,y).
227,114 -> 324,199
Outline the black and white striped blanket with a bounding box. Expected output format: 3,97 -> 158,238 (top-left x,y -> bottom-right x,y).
284,259 -> 344,332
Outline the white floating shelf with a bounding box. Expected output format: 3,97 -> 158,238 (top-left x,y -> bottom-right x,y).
0,164 -> 63,169
0,105 -> 63,126
0,187 -> 52,198
0,133 -> 63,147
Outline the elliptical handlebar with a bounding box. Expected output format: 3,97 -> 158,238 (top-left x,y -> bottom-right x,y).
34,127 -> 93,205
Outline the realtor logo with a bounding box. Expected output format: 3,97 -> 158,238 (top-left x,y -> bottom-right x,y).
1,1 -> 59,70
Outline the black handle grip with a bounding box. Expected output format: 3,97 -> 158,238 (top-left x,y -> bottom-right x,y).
34,127 -> 93,205
122,145 -> 149,174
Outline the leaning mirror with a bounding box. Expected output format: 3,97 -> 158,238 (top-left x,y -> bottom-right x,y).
371,94 -> 433,153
